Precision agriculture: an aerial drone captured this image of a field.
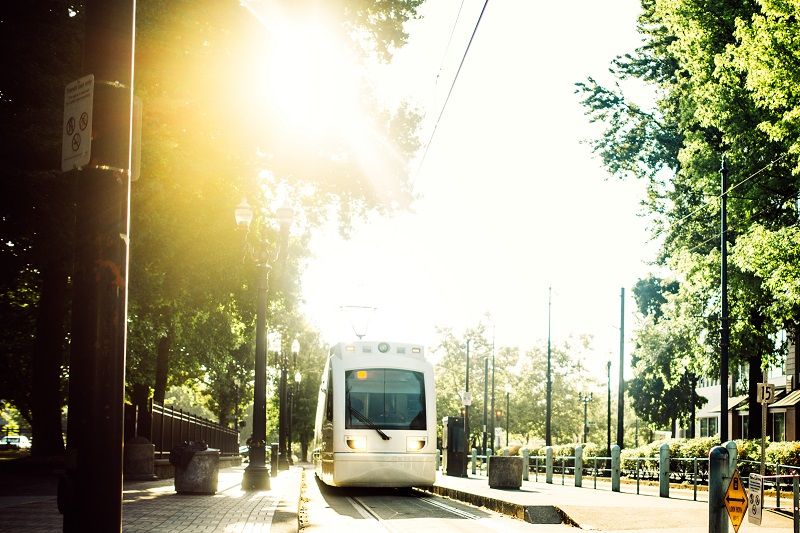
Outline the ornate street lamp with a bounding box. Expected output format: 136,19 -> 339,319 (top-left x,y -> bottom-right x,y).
286,340 -> 300,465
579,391 -> 593,444
237,198 -> 293,490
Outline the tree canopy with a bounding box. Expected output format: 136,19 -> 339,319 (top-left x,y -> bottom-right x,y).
577,0 -> 800,438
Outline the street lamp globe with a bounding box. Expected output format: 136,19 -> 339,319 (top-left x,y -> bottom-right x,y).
276,205 -> 294,228
294,371 -> 302,384
234,197 -> 254,228
291,339 -> 300,356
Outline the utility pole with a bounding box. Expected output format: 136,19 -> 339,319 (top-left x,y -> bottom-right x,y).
60,1 -> 135,530
720,155 -> 730,443
464,339 -> 471,454
482,356 -> 488,456
617,288 -> 625,448
546,287 -> 552,446
490,328 -> 496,450
607,360 -> 612,455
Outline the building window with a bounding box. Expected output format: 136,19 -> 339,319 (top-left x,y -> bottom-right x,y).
699,417 -> 719,438
740,415 -> 748,439
773,412 -> 786,442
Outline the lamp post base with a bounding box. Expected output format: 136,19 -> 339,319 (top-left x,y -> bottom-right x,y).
242,464 -> 271,491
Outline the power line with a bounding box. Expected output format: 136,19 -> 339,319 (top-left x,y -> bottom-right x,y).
413,0 -> 491,182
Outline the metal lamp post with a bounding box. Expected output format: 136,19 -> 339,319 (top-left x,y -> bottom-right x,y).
287,339 -> 300,465
238,198 -> 293,490
275,207 -> 293,471
505,384 -> 512,447
607,361 -> 612,455
579,391 -> 593,444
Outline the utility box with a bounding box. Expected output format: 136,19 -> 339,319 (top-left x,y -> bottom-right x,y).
442,416 -> 467,477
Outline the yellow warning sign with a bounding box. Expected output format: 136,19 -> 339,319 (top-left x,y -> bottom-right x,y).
724,469 -> 748,533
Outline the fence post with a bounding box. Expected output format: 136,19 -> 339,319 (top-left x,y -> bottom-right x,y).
659,442 -> 670,498
471,448 -> 477,475
522,448 -> 529,481
693,457 -> 698,501
546,446 -> 554,484
611,445 -> 621,492
793,475 -> 799,533
503,448 -> 509,457
575,445 -> 583,487
709,445 -> 730,533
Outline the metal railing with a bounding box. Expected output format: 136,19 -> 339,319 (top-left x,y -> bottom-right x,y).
151,402 -> 238,457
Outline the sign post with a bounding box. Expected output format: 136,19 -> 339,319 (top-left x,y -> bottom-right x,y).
748,473 -> 763,525
758,380 -> 776,476
725,469 -> 748,533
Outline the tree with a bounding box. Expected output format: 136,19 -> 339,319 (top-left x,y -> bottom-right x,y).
576,0 -> 798,440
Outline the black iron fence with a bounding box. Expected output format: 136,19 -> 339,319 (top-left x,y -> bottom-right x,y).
124,401 -> 238,457
151,402 -> 239,457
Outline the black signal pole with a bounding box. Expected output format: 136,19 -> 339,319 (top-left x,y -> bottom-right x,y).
720,155 -> 729,442
546,287 -> 552,446
464,339 -> 470,456
617,288 -> 625,448
606,360 -> 612,455
60,1 -> 135,530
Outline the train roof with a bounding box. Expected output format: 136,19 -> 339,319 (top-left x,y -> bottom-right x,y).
330,341 -> 425,358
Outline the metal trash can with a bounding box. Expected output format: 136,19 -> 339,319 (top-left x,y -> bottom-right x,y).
170,441 -> 220,494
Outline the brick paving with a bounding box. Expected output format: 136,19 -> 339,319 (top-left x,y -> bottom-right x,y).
0,466 -> 301,532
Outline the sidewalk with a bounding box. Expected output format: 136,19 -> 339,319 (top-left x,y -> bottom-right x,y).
428,471 -> 794,532
0,465 -> 302,532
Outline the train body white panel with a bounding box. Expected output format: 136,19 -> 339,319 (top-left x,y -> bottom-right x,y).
313,341 -> 437,487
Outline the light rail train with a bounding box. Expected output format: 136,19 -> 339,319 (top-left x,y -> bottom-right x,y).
312,341 -> 437,487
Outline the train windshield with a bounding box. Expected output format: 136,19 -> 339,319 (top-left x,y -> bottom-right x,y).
345,369 -> 426,430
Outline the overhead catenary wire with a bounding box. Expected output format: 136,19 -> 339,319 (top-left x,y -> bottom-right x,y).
434,0 -> 468,88
649,152 -> 791,246
413,0 -> 491,183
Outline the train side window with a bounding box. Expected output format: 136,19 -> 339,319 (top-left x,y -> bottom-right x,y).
325,366 -> 334,422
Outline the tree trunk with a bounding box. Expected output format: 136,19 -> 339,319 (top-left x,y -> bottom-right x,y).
300,433 -> 309,463
747,355 -> 762,440
31,259 -> 69,457
130,383 -> 151,440
153,334 -> 171,404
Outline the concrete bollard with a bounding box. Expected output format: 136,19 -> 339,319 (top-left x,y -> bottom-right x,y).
724,440 -> 738,475
436,449 -> 440,471
611,445 -> 621,492
124,437 -> 158,481
503,448 -> 510,457
575,445 -> 583,487
488,456 -> 523,489
471,448 -> 477,475
522,448 -> 530,481
546,446 -> 554,484
709,445 -> 730,533
659,442 -> 670,498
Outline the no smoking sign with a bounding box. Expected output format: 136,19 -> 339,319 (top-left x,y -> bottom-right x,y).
62,74 -> 94,171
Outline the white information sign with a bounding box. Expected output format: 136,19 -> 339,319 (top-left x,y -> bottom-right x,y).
61,74 -> 94,171
748,473 -> 763,525
461,391 -> 472,406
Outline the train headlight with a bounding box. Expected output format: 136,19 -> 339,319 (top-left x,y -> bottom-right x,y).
406,437 -> 427,451
345,435 -> 367,450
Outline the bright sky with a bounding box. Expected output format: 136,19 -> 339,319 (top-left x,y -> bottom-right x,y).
300,0 -> 659,380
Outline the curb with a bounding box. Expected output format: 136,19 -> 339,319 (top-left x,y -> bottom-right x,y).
415,484 -> 580,527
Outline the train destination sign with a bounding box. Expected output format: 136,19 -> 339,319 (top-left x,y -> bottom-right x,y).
724,469 -> 748,532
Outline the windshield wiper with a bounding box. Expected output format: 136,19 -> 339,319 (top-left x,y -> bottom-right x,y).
349,406 -> 390,440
